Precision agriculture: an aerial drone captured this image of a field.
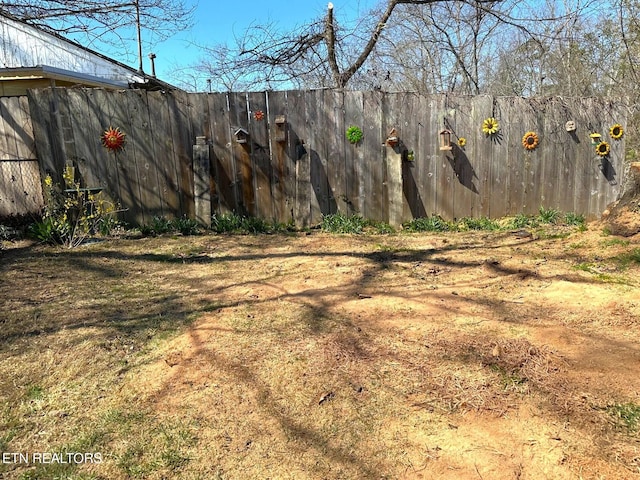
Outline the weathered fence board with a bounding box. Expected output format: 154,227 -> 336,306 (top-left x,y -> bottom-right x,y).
0,95 -> 42,217
18,88 -> 628,226
289,90 -> 311,226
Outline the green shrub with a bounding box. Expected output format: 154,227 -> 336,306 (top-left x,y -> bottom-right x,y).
28,170 -> 120,248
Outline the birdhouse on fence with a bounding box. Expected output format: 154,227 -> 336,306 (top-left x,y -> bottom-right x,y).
385,128 -> 399,147
439,129 -> 452,151
234,127 -> 249,144
274,115 -> 287,143
565,121 -> 576,132
589,132 -> 602,145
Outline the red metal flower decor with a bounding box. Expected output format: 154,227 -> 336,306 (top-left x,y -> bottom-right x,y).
253,110 -> 265,121
101,126 -> 126,152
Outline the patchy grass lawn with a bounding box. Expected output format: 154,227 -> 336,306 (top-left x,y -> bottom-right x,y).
1,225 -> 640,479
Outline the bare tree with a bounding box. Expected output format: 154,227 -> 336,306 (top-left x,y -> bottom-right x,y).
197,0 -> 507,91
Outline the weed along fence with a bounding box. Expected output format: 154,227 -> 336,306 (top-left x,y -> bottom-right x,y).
16,88 -> 630,226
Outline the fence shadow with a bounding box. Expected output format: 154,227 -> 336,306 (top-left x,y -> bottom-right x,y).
449,145 -> 479,194
401,152 -> 427,219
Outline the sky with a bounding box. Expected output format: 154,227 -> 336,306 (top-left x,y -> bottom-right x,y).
144,0 -> 380,88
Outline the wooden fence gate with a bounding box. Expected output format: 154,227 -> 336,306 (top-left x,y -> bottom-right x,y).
0,96 -> 43,218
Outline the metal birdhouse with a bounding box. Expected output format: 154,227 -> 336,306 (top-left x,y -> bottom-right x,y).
589,132 -> 602,146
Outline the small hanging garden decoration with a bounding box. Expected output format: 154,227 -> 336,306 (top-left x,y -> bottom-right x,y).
101,126 -> 126,152
481,117 -> 499,136
346,125 -> 364,144
457,137 -> 467,148
609,123 -> 624,140
522,131 -> 539,150
596,141 -> 610,157
254,110 -> 265,121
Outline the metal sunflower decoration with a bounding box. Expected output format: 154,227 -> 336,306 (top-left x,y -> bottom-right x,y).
522,131 -> 539,150
254,110 -> 265,121
101,126 -> 126,152
457,137 -> 467,148
609,124 -> 624,140
596,141 -> 610,157
481,117 -> 499,135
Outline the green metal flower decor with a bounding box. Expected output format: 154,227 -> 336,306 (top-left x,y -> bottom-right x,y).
346,125 -> 364,144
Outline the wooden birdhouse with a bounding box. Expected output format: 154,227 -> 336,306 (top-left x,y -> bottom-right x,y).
565,121 -> 576,132
385,128 -> 399,147
274,115 -> 287,143
233,127 -> 249,144
439,129 -> 452,151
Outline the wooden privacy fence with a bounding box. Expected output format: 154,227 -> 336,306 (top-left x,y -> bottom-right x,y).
0,95 -> 43,217
22,88 -> 627,226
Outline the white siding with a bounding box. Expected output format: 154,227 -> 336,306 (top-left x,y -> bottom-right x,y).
0,14 -> 143,85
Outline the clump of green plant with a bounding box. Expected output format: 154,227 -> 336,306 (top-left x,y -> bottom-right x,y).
368,220 -> 396,234
457,216 -> 501,231
28,167 -> 120,248
403,215 -> 452,232
537,206 -> 561,224
564,211 -> 586,227
346,125 -> 364,144
139,215 -> 202,236
321,212 -> 368,234
607,402 -> 640,432
506,213 -> 539,229
173,216 -> 201,236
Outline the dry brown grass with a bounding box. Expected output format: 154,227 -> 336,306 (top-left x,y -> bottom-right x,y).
1,227 -> 640,479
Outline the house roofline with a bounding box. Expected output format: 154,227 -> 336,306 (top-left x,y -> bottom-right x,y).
0,65 -> 132,89
0,8 -> 179,91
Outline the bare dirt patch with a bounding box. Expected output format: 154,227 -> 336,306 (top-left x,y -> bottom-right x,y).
1,226 -> 639,479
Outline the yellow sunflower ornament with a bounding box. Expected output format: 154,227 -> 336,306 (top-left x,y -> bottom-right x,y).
609,124 -> 624,140
458,137 -> 467,148
482,117 -> 499,135
522,131 -> 539,150
596,141 -> 610,157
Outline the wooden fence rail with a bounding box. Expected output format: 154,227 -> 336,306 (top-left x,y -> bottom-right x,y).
9,88 -> 630,226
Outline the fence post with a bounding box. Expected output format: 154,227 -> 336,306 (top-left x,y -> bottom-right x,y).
385,129 -> 403,227
193,136 -> 211,227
